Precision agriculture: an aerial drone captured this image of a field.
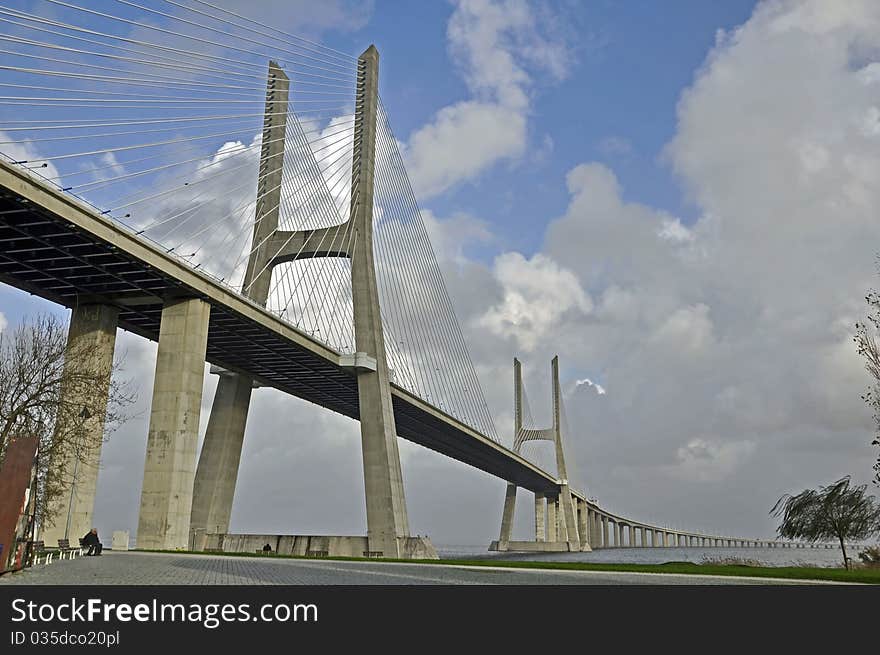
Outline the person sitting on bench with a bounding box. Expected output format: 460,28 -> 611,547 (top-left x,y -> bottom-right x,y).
82,528 -> 103,556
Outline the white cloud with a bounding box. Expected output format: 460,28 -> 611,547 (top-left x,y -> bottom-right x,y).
671,438 -> 757,483
0,311 -> 6,333
422,209 -> 493,266
575,378 -> 606,395
650,304 -> 715,354
446,0 -> 880,535
478,252 -> 591,351
405,102 -> 527,198
405,0 -> 574,198
0,132 -> 62,183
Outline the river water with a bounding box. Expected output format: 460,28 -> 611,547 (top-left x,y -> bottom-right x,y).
435,544 -> 855,568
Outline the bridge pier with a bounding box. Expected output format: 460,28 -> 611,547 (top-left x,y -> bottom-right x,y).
577,499 -> 589,550
497,482 -> 518,550
189,62 -> 289,550
547,496 -> 558,542
136,297 -> 211,550
189,371 -> 253,549
42,303 -> 119,546
535,492 -> 546,541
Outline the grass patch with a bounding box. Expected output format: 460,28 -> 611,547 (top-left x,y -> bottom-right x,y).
134,548 -> 880,584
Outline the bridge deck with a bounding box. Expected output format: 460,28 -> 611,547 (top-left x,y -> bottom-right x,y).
0,160 -> 559,495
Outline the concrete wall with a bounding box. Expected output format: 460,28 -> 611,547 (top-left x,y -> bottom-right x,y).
203,533 -> 438,560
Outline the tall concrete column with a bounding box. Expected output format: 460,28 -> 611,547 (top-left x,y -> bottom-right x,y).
190,62 -> 290,548
498,483 -> 517,549
535,492 -> 546,541
601,516 -> 608,548
547,496 -> 558,541
42,304 -> 119,545
350,46 -> 410,557
629,525 -> 636,548
577,499 -> 589,550
614,522 -> 621,547
189,372 -> 252,548
137,297 -> 211,550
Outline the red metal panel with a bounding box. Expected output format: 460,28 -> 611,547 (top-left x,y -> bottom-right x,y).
0,436 -> 38,572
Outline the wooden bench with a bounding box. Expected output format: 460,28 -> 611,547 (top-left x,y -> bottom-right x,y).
27,541 -> 53,566
57,538 -> 82,559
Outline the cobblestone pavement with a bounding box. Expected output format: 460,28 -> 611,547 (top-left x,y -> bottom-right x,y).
0,551 -> 834,585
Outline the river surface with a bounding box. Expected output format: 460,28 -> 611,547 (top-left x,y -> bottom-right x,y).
435,544 -> 854,568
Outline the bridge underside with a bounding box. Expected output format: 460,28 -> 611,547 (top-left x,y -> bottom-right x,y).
0,182 -> 557,495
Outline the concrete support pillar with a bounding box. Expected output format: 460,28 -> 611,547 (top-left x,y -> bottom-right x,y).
600,516 -> 608,548
497,483 -> 517,550
547,496 -> 558,542
577,499 -> 589,550
629,525 -> 636,548
559,484 -> 579,549
189,372 -> 252,549
535,492 -> 546,542
137,297 -> 211,550
42,304 -> 119,545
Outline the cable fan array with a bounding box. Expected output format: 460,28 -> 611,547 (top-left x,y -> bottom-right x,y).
0,0 -> 500,442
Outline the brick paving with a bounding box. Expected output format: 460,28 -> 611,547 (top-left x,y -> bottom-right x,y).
0,551 -> 829,585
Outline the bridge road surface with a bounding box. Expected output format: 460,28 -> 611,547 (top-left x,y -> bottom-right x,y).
0,552 -> 837,585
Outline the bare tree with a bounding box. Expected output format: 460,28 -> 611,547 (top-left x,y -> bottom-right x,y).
770,476 -> 880,569
855,290 -> 880,485
0,313 -> 134,532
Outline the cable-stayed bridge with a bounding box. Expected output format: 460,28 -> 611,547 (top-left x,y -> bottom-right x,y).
0,1 -> 792,558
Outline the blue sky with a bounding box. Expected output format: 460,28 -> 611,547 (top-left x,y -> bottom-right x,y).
358,0 -> 759,254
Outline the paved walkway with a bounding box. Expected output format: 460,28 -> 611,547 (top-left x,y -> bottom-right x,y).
0,551 -> 837,585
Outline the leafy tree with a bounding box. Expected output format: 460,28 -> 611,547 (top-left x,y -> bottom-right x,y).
771,477 -> 880,569
0,314 -> 134,532
854,291 -> 880,485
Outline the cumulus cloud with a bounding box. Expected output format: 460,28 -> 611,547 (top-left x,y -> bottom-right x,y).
478,252 -> 591,351
0,132 -> 62,182
575,378 -> 606,395
452,0 -> 880,536
670,438 -> 757,483
405,0 -> 574,198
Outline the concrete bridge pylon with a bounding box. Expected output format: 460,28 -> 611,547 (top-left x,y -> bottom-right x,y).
491,356 -> 591,553
184,49 -> 416,557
